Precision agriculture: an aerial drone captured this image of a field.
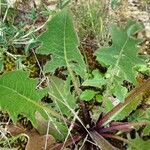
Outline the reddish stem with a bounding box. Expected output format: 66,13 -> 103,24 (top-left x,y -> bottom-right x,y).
79,101 -> 92,126
99,121 -> 150,133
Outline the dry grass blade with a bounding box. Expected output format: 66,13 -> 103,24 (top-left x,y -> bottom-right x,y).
90,131 -> 117,150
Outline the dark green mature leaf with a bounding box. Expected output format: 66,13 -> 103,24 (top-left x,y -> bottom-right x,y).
95,21 -> 143,84
95,21 -> 144,102
0,70 -> 48,126
37,9 -> 86,78
48,76 -> 76,116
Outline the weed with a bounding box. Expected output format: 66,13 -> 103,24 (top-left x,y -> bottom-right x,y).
0,1 -> 150,150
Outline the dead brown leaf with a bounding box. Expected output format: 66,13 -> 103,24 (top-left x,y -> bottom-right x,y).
25,129 -> 55,150
7,124 -> 55,150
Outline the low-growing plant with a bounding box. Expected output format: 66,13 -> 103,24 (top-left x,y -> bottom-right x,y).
0,5 -> 150,150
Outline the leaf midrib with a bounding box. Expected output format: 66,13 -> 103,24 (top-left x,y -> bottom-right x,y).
0,84 -> 44,110
111,38 -> 129,80
0,82 -> 63,119
104,37 -> 129,99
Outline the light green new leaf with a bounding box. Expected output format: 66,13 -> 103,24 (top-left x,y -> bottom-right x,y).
96,94 -> 103,103
80,90 -> 97,101
82,70 -> 106,88
135,64 -> 150,75
0,70 -> 48,126
95,21 -> 144,84
48,76 -> 76,116
37,9 -> 86,78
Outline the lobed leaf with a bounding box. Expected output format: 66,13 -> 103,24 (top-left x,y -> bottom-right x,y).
95,21 -> 144,101
37,9 -> 86,79
48,76 -> 76,116
95,21 -> 144,83
0,70 -> 48,126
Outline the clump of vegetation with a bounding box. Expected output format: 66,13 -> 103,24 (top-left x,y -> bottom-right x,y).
71,0 -> 111,47
0,0 -> 150,149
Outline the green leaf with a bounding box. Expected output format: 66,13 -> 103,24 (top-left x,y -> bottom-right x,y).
80,90 -> 97,101
105,98 -> 114,112
96,94 -> 103,103
37,9 -> 86,78
112,78 -> 128,102
143,124 -> 150,136
0,49 -> 3,71
113,94 -> 142,121
127,135 -> 150,150
111,0 -> 121,9
0,60 -> 2,71
48,76 -> 76,116
135,64 -> 150,75
82,70 -> 106,88
48,119 -> 68,141
128,108 -> 150,136
128,108 -> 146,122
95,21 -> 144,84
35,112 -> 68,141
0,70 -> 48,126
58,0 -> 71,9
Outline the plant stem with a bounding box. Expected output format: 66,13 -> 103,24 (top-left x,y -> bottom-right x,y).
99,121 -> 150,133
96,78 -> 150,127
63,13 -> 92,128
79,100 -> 92,126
